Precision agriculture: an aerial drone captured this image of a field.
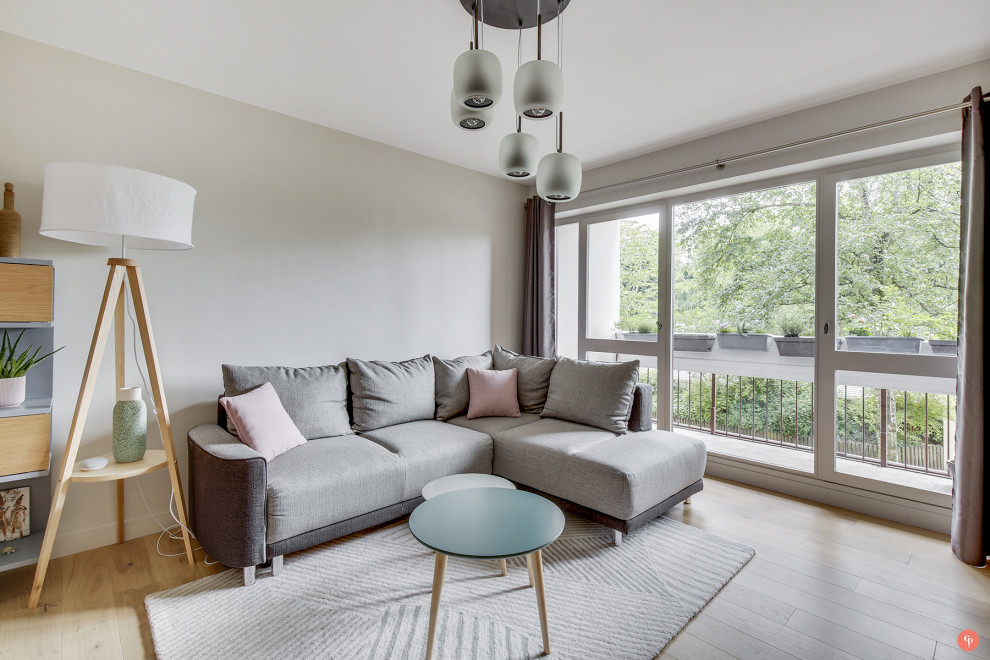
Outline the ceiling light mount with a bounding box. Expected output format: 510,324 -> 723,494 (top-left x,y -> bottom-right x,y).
457,0 -> 571,29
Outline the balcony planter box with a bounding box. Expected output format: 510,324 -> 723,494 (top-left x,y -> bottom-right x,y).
619,332 -> 657,342
774,336 -> 815,357
843,336 -> 922,354
673,333 -> 716,352
928,339 -> 958,355
716,333 -> 770,351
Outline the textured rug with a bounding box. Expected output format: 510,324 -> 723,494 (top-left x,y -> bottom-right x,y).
146,513 -> 753,659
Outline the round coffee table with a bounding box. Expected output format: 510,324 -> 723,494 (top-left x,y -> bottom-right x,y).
409,488 -> 565,659
421,472 -> 515,500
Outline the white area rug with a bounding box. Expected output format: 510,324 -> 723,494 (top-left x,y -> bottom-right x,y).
146,513 -> 753,659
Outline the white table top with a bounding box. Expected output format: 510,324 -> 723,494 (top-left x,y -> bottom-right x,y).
421,473 -> 516,500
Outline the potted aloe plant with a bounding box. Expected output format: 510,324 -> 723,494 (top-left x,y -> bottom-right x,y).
0,330 -> 63,408
773,312 -> 815,358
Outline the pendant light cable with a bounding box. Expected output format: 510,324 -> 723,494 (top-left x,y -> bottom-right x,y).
557,0 -> 563,69
480,0 -> 485,50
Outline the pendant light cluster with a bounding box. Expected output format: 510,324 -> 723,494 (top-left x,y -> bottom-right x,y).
450,0 -> 581,202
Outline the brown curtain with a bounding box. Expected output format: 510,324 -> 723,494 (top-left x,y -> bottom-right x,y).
951,86 -> 987,567
522,196 -> 556,357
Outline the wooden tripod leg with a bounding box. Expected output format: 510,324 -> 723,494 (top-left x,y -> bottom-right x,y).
124,265 -> 195,566
28,265 -> 126,610
115,293 -> 126,545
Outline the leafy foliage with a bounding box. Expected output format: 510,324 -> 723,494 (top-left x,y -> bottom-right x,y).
614,164 -> 960,339
0,331 -> 63,379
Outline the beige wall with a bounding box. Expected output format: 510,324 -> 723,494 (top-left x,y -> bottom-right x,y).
0,32 -> 528,557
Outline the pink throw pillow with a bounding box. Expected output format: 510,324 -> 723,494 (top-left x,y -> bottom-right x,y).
466,368 -> 521,419
220,382 -> 306,461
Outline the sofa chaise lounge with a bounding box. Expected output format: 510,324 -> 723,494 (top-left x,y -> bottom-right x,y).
187,347 -> 707,584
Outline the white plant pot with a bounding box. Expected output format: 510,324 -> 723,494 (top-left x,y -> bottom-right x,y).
0,376 -> 27,408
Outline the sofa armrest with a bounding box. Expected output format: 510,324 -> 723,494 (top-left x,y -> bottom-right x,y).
628,383 -> 654,432
188,424 -> 268,568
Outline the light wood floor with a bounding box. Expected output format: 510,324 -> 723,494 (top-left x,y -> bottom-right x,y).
0,477 -> 986,659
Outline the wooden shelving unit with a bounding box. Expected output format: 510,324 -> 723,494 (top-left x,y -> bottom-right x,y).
0,257 -> 55,574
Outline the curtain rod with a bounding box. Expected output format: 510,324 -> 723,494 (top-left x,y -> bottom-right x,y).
582,92 -> 990,196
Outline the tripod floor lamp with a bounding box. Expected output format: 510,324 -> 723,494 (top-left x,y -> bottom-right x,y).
28,163 -> 197,609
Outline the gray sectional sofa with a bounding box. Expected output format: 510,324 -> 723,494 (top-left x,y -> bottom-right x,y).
187,347 -> 706,584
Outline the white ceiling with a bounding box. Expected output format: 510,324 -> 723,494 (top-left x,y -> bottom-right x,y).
3,1 -> 990,179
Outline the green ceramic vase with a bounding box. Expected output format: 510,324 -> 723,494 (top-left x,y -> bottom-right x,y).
113,387 -> 147,463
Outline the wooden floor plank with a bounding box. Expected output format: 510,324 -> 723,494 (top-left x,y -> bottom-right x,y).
785,608 -> 925,660
855,579 -> 990,632
663,630 -> 739,660
685,612 -> 800,660
60,620 -> 124,660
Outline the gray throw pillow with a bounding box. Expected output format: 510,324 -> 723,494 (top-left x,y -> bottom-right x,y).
540,356 -> 640,434
222,363 -> 351,440
433,351 -> 493,420
347,355 -> 435,432
492,345 -> 556,414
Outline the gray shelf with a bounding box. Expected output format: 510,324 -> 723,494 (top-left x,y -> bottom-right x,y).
0,397 -> 52,419
0,257 -> 51,266
0,322 -> 54,329
0,464 -> 51,485
0,533 -> 44,572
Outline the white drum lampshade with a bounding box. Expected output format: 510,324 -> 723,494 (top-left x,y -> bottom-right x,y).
453,49 -> 503,109
537,151 -> 582,202
451,90 -> 493,130
499,131 -> 539,178
40,163 -> 195,250
514,59 -> 563,120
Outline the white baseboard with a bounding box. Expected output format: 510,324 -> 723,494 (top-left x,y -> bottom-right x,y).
51,509 -> 188,560
704,454 -> 952,534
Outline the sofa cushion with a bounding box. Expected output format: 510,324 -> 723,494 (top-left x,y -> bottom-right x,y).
433,351 -> 492,421
541,357 -> 640,434
265,435 -> 404,544
219,382 -> 306,462
493,420 -> 706,520
222,363 -> 351,440
347,356 -> 435,432
447,412 -> 541,436
492,345 -> 555,414
466,368 -> 521,419
360,420 -> 493,499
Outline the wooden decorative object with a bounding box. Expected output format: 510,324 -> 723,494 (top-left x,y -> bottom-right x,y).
0,183 -> 22,258
27,258 -> 195,610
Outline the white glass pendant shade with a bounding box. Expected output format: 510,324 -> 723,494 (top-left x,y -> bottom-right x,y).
498,131 -> 539,178
453,49 -> 503,109
514,59 -> 563,120
451,90 -> 493,130
537,152 -> 582,202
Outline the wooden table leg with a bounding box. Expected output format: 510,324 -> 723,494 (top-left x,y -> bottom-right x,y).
499,558 -> 507,576
531,550 -> 550,655
426,552 -> 447,660
117,480 -> 125,544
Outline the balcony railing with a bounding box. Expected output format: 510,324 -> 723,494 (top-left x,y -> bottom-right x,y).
671,371 -> 814,451
836,386 -> 953,476
664,370 -> 953,478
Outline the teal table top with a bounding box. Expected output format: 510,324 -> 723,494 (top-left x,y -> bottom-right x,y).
409,488 -> 565,559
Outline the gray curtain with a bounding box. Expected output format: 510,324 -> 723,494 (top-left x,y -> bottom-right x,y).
951,86 -> 987,567
522,196 -> 556,357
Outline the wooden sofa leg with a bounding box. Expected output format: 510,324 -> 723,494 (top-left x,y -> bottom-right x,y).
685,496 -> 692,504
243,566 -> 256,586
613,529 -> 622,546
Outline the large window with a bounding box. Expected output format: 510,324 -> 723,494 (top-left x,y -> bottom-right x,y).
556,150 -> 961,502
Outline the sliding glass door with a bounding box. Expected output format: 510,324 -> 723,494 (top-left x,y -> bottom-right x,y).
817,155 -> 959,499
555,204 -> 669,425
670,179 -> 817,471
